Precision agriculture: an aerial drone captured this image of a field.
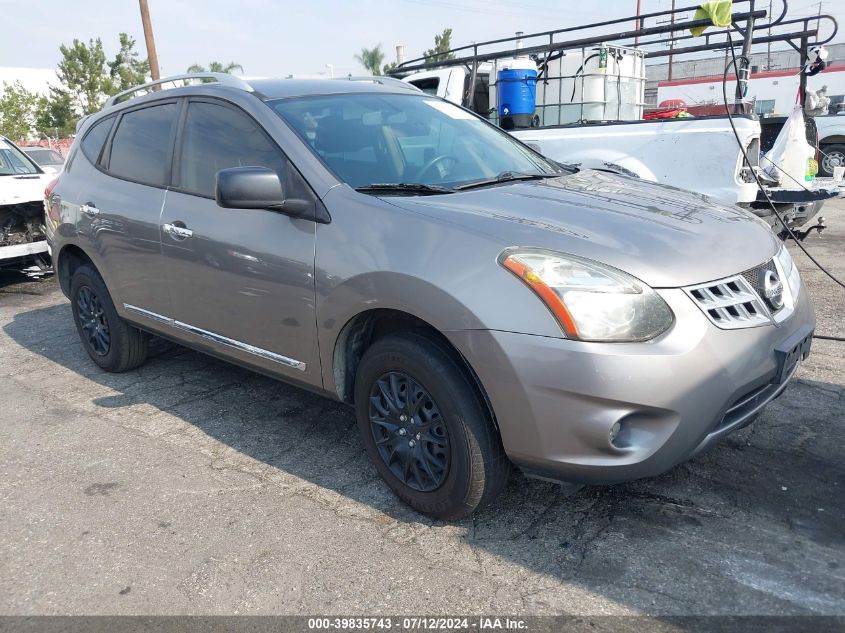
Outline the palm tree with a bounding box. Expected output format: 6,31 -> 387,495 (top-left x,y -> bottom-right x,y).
354,45 -> 385,76
186,61 -> 244,74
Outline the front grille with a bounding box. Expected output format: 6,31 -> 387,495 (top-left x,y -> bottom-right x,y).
684,260 -> 781,329
741,260 -> 778,301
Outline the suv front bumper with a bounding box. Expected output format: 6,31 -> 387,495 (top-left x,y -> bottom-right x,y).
446,283 -> 815,485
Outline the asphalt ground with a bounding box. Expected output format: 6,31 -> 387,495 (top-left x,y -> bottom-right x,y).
0,202 -> 843,617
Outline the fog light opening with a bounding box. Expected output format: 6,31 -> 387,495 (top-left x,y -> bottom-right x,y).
609,421 -> 622,446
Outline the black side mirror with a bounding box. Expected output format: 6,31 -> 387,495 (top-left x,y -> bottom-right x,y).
216,166 -> 285,209
215,166 -> 315,220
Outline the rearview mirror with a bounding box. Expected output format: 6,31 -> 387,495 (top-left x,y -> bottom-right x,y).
215,166 -> 285,210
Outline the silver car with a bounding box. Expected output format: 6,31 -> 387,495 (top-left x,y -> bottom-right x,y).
46,74 -> 814,519
21,146 -> 65,175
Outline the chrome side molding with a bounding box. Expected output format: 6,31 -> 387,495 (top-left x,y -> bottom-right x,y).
124,304 -> 174,326
123,304 -> 307,372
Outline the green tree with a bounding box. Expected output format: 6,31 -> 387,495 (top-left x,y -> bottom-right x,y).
383,61 -> 397,75
423,28 -> 455,63
56,37 -> 113,115
0,82 -> 38,140
186,61 -> 244,74
354,45 -> 385,76
53,34 -> 151,116
35,88 -> 75,137
108,33 -> 150,92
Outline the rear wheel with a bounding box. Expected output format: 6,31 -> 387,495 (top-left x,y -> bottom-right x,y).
819,144 -> 845,177
70,264 -> 148,372
354,331 -> 510,519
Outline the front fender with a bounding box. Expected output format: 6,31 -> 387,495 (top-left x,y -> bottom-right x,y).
316,271 -> 489,395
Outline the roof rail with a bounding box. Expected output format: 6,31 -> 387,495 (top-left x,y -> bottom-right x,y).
104,72 -> 254,108
337,75 -> 421,92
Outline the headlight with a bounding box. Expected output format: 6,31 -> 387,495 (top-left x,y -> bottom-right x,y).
775,244 -> 801,301
499,248 -> 674,342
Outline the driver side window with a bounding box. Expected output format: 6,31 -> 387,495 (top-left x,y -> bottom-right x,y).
177,101 -> 288,198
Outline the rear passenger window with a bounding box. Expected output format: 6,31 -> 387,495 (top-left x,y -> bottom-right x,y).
80,116 -> 114,164
177,101 -> 287,198
108,103 -> 178,187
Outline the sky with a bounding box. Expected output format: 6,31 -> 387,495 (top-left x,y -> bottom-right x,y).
2,0 -> 844,78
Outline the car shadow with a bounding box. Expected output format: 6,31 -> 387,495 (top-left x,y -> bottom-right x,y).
4,300 -> 845,615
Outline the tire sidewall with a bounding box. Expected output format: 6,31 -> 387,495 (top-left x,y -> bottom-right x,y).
70,266 -> 124,371
820,145 -> 845,178
354,337 -> 482,518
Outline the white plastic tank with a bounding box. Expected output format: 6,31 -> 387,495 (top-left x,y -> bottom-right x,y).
534,44 -> 646,126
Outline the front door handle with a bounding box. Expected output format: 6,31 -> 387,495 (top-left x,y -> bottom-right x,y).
162,223 -> 193,240
80,202 -> 99,217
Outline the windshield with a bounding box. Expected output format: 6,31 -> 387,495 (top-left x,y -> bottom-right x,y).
268,93 -> 561,191
0,141 -> 42,176
25,148 -> 64,165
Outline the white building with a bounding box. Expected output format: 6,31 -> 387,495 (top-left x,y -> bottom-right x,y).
647,44 -> 845,116
0,67 -> 60,96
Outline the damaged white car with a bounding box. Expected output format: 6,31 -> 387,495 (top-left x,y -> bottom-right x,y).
0,136 -> 52,274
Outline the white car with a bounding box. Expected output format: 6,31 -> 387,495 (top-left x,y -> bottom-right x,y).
0,136 -> 52,271
22,146 -> 66,175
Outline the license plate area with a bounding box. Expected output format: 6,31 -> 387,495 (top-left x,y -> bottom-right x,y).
773,328 -> 813,384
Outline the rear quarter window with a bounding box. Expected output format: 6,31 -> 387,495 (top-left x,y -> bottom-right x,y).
107,103 -> 178,187
80,116 -> 115,165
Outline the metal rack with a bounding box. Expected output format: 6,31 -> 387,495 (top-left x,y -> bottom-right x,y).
391,1 -> 838,114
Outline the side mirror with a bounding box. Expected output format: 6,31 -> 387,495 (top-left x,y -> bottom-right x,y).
215,166 -> 315,220
215,166 -> 285,209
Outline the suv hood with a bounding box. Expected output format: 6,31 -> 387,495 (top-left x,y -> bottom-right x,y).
0,173 -> 51,207
387,170 -> 780,288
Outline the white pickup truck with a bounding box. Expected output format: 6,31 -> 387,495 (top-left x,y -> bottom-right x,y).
0,136 -> 52,273
402,66 -> 834,232
403,67 -> 760,205
815,114 -> 845,177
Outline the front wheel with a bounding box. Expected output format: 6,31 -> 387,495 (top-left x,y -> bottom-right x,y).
70,264 -> 149,372
354,332 -> 510,519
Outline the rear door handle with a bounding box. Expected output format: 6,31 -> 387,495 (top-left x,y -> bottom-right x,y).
162,223 -> 193,240
80,203 -> 99,217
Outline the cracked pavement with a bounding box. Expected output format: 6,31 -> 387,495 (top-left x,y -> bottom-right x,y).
0,204 -> 844,616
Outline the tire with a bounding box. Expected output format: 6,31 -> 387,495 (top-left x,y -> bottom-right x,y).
354,331 -> 510,519
70,263 -> 148,372
819,144 -> 845,177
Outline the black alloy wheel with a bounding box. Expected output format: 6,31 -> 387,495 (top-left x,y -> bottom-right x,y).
75,285 -> 111,356
368,371 -> 450,492
354,331 -> 511,519
69,263 -> 149,373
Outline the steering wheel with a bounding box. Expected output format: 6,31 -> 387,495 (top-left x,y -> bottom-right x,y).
417,154 -> 459,181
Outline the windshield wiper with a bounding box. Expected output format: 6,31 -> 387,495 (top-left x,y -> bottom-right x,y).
454,171 -> 559,191
355,183 -> 454,196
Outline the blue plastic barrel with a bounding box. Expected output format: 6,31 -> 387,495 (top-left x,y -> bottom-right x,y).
496,68 -> 538,128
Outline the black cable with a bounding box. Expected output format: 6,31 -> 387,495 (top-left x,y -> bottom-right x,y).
813,334 -> 845,342
722,36 -> 845,343
570,54 -> 599,103
721,38 -> 845,292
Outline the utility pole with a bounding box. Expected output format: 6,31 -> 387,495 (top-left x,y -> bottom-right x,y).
668,0 -> 676,82
634,0 -> 642,46
766,0 -> 772,70
139,0 -> 161,81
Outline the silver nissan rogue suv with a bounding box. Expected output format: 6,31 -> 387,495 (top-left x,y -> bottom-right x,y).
45,73 -> 815,519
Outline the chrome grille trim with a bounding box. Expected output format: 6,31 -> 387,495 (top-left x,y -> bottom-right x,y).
683,274 -> 772,329
741,260 -> 778,300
